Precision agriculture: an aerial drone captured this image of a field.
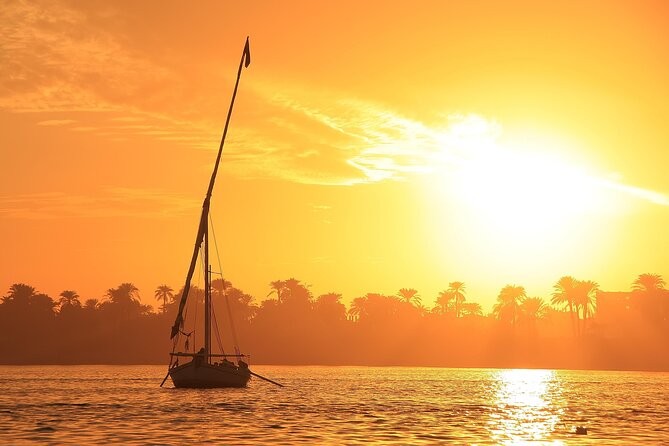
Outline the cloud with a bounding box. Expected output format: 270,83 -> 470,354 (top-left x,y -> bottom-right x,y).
36,119 -> 76,126
263,88 -> 669,206
109,116 -> 146,123
0,1 -> 173,113
0,188 -> 200,219
599,180 -> 669,206
1,1 -> 666,208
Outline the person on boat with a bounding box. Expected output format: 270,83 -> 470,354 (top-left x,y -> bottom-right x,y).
221,357 -> 235,368
238,359 -> 248,369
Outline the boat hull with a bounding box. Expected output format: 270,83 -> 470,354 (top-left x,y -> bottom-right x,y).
169,361 -> 251,388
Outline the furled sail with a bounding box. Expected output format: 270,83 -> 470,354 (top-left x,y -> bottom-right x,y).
170,37 -> 252,339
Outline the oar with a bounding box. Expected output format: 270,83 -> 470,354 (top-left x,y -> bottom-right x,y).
250,370 -> 284,387
160,370 -> 171,387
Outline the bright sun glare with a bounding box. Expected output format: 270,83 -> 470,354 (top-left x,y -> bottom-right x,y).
453,149 -> 604,237
429,117 -> 618,246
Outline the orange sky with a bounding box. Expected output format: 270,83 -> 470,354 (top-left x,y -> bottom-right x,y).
2,0 -> 669,311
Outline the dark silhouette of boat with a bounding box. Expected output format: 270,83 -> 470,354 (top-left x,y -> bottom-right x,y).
160,38 -> 280,389
169,348 -> 250,388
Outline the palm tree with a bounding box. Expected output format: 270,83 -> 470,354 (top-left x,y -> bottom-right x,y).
105,283 -> 140,305
58,290 -> 81,310
447,282 -> 466,318
2,283 -> 37,304
104,283 -> 141,318
267,280 -> 286,303
521,297 -> 547,320
575,280 -> 598,334
211,278 -> 232,295
435,290 -> 455,315
154,285 -> 174,314
632,273 -> 665,292
631,273 -> 667,325
1,284 -> 55,319
520,296 -> 547,334
317,292 -> 343,305
282,278 -> 312,305
315,293 -> 346,323
348,296 -> 367,321
397,288 -> 421,306
551,276 -> 578,336
84,299 -> 99,311
493,285 -> 526,327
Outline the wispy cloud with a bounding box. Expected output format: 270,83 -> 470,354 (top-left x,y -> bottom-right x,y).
1,1 -> 666,209
260,87 -> 669,206
0,188 -> 199,219
36,119 -> 76,126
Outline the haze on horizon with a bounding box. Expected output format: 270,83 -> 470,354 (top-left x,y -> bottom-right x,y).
2,0 -> 669,311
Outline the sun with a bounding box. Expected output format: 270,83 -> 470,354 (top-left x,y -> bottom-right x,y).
421,123 -> 622,281
451,148 -> 605,239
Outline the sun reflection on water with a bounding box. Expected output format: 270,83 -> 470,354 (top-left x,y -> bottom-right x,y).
488,369 -> 565,445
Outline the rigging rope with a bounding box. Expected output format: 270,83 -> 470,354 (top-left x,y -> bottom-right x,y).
209,213 -> 242,355
211,299 -> 225,354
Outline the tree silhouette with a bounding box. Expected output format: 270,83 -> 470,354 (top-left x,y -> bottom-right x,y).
282,278 -> 312,306
84,299 -> 99,311
315,293 -> 347,324
493,285 -> 526,327
521,296 -> 547,320
575,280 -> 598,335
520,296 -> 547,336
435,290 -> 455,315
1,284 -> 56,362
348,296 -> 366,321
2,283 -> 38,305
631,273 -> 668,326
154,284 -> 174,314
2,271 -> 669,369
102,283 -> 147,320
397,288 -> 421,306
633,273 -> 666,292
2,284 -> 55,318
58,290 -> 81,310
105,282 -> 140,305
551,276 -> 578,336
447,281 -> 466,318
267,280 -> 286,303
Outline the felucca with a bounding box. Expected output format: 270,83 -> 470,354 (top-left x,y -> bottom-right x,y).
160,38 -> 281,389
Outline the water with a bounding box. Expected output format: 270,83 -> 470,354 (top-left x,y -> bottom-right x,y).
0,366 -> 667,445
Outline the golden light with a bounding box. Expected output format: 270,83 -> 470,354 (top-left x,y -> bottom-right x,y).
419,118 -> 628,283
488,369 -> 564,444
437,122 -> 615,243
454,152 -> 603,237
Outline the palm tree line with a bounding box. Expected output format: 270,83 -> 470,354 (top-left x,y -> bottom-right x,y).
1,273 -> 667,367
5,273 -> 665,334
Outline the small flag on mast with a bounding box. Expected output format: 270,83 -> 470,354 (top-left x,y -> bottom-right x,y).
243,37 -> 251,68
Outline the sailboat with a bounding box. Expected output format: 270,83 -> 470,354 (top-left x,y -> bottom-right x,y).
162,37 -> 258,389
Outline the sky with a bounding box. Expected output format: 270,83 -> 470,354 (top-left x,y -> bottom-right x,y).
2,0 -> 669,311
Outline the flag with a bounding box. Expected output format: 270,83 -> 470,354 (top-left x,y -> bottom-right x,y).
243,37 -> 251,68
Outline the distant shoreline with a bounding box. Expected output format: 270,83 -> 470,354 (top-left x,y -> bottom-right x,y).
2,362 -> 668,373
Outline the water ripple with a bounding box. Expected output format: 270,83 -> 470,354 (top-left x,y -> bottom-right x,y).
0,366 -> 668,444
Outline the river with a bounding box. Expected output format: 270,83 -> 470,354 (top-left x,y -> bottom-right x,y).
0,365 -> 667,444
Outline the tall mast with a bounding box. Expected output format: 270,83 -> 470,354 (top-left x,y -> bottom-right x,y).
170,37 -> 251,339
204,223 -> 211,361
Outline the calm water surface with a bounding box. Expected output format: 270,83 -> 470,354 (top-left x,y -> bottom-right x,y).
0,365 -> 667,445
